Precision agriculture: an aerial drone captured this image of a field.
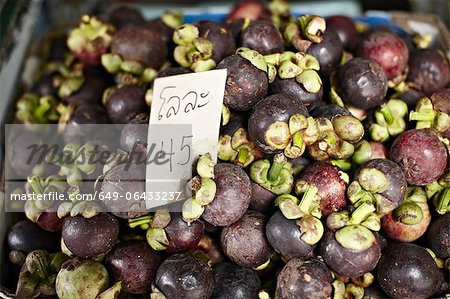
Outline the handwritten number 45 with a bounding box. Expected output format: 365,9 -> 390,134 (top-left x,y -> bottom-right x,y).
158,86 -> 210,120
158,135 -> 193,172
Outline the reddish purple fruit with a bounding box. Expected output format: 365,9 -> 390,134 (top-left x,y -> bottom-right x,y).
62,213 -> 119,258
390,129 -> 448,186
240,20 -> 284,55
111,26 -> 168,70
296,162 -> 347,216
381,202 -> 430,242
155,253 -> 215,299
357,31 -> 409,80
227,0 -> 270,22
319,227 -> 381,278
266,211 -> 315,261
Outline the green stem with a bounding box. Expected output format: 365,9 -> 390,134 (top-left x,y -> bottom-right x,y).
435,188 -> 450,214
349,201 -> 376,224
27,176 -> 43,194
292,131 -> 304,148
379,104 -> 395,125
128,216 -> 153,229
236,147 -> 250,165
409,110 -> 435,122
298,185 -> 318,215
268,154 -> 286,182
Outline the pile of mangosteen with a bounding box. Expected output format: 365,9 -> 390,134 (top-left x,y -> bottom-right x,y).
3,0 -> 450,298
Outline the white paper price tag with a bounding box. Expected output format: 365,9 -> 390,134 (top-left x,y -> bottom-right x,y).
146,69 -> 227,209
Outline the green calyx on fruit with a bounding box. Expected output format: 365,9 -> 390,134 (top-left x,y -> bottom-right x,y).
392,187 -> 427,224
56,258 -> 109,299
275,192 -> 324,245
409,97 -> 450,133
16,93 -> 61,124
218,128 -> 260,168
45,142 -> 99,186
26,175 -> 67,212
370,99 -> 408,142
161,11 -> 182,29
332,115 -> 365,143
181,154 -> 218,223
298,15 -> 326,43
250,154 -> 294,195
96,281 -> 122,299
67,15 -> 115,55
335,224 -> 376,251
16,250 -> 69,298
101,53 -> 158,84
351,140 -> 372,166
173,24 -> 216,72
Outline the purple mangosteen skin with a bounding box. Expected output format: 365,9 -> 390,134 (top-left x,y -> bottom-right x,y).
390,129 -> 448,186
298,162 -> 348,215
220,210 -> 273,268
165,213 -> 205,253
319,229 -> 381,278
202,163 -> 252,226
276,257 -> 333,299
266,211 -> 315,261
106,241 -> 161,294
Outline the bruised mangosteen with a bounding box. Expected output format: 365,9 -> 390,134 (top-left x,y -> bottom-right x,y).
333,58 -> 388,110
201,163 -> 252,226
390,129 -> 448,186
276,257 -> 333,299
105,241 -> 161,294
240,20 -> 284,55
221,210 -> 273,268
105,85 -> 148,124
217,54 -> 268,111
319,226 -> 381,277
